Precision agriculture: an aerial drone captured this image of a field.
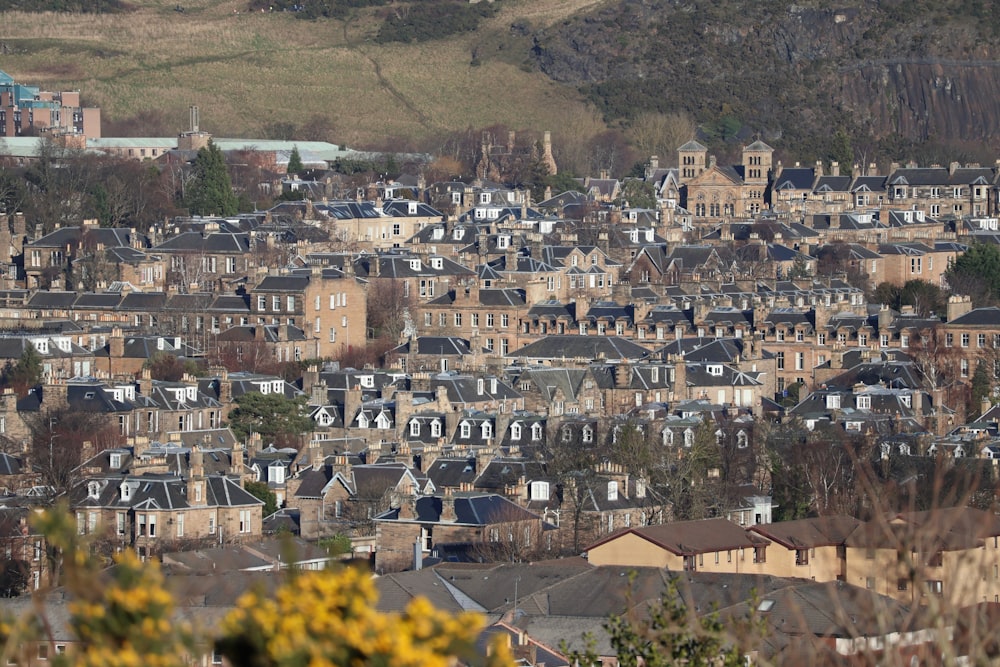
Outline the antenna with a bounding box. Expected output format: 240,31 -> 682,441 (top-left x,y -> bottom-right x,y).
189,105 -> 200,134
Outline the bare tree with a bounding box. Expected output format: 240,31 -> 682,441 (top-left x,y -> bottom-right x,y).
367,278 -> 415,343
626,112 -> 697,165
25,408 -> 125,496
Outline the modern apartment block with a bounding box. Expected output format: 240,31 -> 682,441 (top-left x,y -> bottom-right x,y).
0,70 -> 101,139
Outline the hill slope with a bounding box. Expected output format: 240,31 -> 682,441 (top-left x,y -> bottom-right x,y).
3,0 -> 1000,164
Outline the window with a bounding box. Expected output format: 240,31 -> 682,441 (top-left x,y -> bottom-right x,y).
239,509 -> 251,533
460,422 -> 471,438
962,333 -> 970,348
946,333 -> 954,347
409,420 -> 420,437
817,333 -> 826,346
795,352 -> 804,371
897,578 -> 909,591
753,546 -> 766,564
500,314 -> 509,328
776,352 -> 784,370
486,313 -> 495,328
979,333 -> 986,348
866,577 -> 875,590
856,395 -> 871,409
454,313 -> 462,327
176,513 -> 185,537
776,330 -> 785,342
795,549 -> 809,566
510,423 -> 522,441
926,580 -> 943,595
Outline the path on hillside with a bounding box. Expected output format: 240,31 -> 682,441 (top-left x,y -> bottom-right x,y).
357,49 -> 436,133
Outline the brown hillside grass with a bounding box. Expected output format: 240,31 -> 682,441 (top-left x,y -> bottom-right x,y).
0,0 -> 604,148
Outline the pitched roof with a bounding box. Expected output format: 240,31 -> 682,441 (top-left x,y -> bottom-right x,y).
588,518 -> 766,555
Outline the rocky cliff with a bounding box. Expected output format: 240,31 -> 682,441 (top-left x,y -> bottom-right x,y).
527,0 -> 1000,156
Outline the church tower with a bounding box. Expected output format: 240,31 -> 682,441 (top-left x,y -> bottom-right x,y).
677,140 -> 708,184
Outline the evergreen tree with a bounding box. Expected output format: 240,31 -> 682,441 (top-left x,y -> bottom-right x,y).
286,145 -> 304,176
185,140 -> 238,216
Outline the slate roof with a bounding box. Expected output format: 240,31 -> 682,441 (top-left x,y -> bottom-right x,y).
948,307 -> 1000,327
375,493 -> 541,526
154,232 -> 251,253
70,472 -> 262,510
509,336 -> 652,362
773,168 -> 816,191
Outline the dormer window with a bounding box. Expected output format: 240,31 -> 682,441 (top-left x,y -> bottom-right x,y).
856,395 -> 871,409
88,481 -> 101,500
453,228 -> 465,240
110,453 -> 122,469
530,480 -> 549,501
707,365 -> 723,376
826,394 -> 841,409
481,422 -> 493,439
460,421 -> 471,438
359,375 -> 375,388
531,423 -> 543,441
684,429 -> 694,447
409,419 -> 420,437
357,414 -> 369,429
607,481 -> 618,501
497,235 -> 510,249
510,423 -> 522,441
270,464 -> 285,485
430,419 -> 442,437
119,481 -> 132,501
432,227 -> 444,240
430,257 -> 443,270
272,381 -> 282,394
186,387 -> 197,402
408,201 -> 418,215
479,193 -> 490,204
408,259 -> 421,271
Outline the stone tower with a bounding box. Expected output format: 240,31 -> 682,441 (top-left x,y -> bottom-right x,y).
677,140 -> 708,183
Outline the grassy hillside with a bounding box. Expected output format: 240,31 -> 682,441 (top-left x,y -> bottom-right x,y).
0,0 -> 605,149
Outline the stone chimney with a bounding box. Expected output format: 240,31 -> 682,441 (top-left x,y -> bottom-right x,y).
615,363 -> 631,387
110,326 -> 125,359
398,478 -> 417,520
830,161 -> 840,177
708,155 -> 717,169
946,295 -> 972,322
814,160 -> 824,177
332,455 -> 351,477
949,161 -> 960,176
670,357 -> 687,401
187,445 -> 205,506
309,440 -> 324,470
230,443 -> 244,476
440,487 -> 457,522
344,385 -> 364,428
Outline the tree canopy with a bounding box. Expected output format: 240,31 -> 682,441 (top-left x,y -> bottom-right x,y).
185,140 -> 238,216
226,392 -> 314,447
946,242 -> 1000,306
286,145 -> 304,176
